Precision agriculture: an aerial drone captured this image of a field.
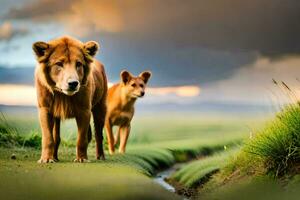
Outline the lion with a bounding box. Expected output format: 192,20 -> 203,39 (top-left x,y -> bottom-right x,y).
105,70 -> 151,154
33,36 -> 107,163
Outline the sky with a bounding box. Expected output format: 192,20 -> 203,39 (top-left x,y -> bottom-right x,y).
1,0 -> 300,108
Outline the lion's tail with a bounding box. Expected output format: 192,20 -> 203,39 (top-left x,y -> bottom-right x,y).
88,125 -> 92,143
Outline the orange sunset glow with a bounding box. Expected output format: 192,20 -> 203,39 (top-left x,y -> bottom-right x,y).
0,83 -> 201,106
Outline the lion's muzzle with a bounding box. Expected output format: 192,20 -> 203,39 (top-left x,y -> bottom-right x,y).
68,80 -> 79,91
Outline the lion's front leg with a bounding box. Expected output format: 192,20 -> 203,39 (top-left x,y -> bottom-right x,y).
74,111 -> 91,162
53,117 -> 61,161
38,107 -> 56,163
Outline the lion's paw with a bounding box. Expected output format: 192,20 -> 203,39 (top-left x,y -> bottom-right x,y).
73,158 -> 90,163
37,158 -> 56,164
96,154 -> 105,160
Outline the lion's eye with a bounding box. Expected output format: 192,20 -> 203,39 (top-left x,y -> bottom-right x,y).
76,61 -> 82,70
139,84 -> 144,88
131,83 -> 136,87
55,61 -> 63,67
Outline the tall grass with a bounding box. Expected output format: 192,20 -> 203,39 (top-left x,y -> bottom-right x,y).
0,113 -> 41,148
0,113 -> 23,147
245,104 -> 300,176
166,81 -> 300,198
222,80 -> 300,178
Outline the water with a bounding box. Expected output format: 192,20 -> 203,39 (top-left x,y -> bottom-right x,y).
153,163 -> 189,200
153,167 -> 177,193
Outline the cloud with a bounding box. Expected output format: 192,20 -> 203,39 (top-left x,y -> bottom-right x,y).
0,22 -> 12,39
5,0 -> 123,35
64,0 -> 124,36
5,0 -> 74,20
2,0 -> 300,90
0,21 -> 27,40
201,56 -> 300,105
0,67 -> 34,85
148,86 -> 200,97
4,0 -> 300,57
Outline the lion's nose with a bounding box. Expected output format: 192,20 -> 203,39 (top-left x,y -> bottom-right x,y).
68,80 -> 79,90
140,91 -> 145,97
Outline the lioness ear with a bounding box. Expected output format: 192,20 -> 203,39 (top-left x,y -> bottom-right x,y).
32,41 -> 49,58
139,71 -> 152,84
120,70 -> 133,84
84,41 -> 99,57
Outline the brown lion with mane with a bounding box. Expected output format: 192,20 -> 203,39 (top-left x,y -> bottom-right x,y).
33,36 -> 107,163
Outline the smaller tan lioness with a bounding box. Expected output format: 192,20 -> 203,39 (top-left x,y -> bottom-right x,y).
105,70 -> 152,154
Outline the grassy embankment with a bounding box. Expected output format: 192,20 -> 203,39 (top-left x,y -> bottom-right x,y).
168,103 -> 300,199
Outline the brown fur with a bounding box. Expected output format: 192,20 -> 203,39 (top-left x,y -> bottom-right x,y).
33,36 -> 107,163
105,70 -> 151,154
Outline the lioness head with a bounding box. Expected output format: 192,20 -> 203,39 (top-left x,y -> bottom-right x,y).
120,70 -> 152,98
33,36 -> 99,96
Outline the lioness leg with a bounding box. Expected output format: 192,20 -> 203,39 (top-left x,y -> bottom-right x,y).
38,107 -> 55,163
53,117 -> 61,161
105,121 -> 115,155
92,101 -> 106,160
114,127 -> 121,146
119,125 -> 131,154
74,111 -> 91,162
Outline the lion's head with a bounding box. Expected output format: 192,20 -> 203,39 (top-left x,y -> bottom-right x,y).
120,70 -> 152,99
33,36 -> 99,96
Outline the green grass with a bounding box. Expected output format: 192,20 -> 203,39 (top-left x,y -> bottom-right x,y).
0,148 -> 180,200
194,103 -> 300,199
2,112 -> 263,143
1,94 -> 299,199
130,114 -> 255,143
0,140 -> 241,200
245,104 -> 300,176
0,114 -> 42,148
158,102 -> 300,199
0,111 -> 259,199
203,103 -> 300,188
170,148 -> 239,188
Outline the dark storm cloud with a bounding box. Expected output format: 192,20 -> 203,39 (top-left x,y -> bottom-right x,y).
2,0 -> 300,87
4,0 -> 76,20
4,0 -> 300,57
98,36 -> 257,86
0,67 -> 34,85
175,0 -> 300,57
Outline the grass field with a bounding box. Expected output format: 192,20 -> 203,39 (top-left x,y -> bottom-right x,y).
2,107 -> 299,199
0,110 -> 264,199
0,147 -> 180,200
3,112 -> 262,143
4,106 -> 299,200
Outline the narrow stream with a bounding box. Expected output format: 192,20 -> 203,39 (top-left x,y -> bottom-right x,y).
153,163 -> 188,199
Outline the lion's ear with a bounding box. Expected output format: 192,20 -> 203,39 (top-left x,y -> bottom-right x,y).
32,41 -> 49,58
84,41 -> 99,57
139,71 -> 152,84
120,70 -> 133,84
